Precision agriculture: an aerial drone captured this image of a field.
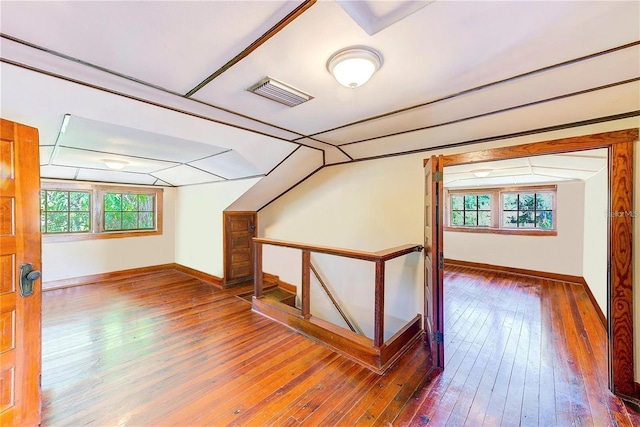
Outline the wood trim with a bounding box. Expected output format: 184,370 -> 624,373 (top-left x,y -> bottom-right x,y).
171,264 -> 223,288
253,238 -> 422,263
610,141 -> 635,397
251,297 -> 423,374
379,315 -> 424,366
42,263 -> 223,291
444,226 -> 557,236
582,277 -> 607,328
263,272 -> 298,293
444,258 -> 587,285
439,129 -> 638,167
185,0 -> 316,96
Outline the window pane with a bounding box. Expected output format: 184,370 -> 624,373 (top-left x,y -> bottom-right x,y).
478,195 -> 491,210
105,212 -> 121,230
41,213 -> 46,232
122,194 -> 139,211
47,191 -> 68,211
536,211 -> 553,229
70,192 -> 90,211
104,193 -> 121,211
503,194 -> 518,210
139,194 -> 154,211
503,212 -> 519,228
452,211 -> 464,226
478,211 -> 491,227
47,212 -> 68,233
464,211 -> 477,226
122,212 -> 138,230
139,212 -> 154,229
40,191 -> 46,211
464,195 -> 477,210
519,210 -> 536,227
536,193 -> 553,210
519,193 -> 535,210
451,195 -> 463,211
69,212 -> 90,232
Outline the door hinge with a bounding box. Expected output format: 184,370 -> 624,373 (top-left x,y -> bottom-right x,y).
433,171 -> 443,182
438,252 -> 444,269
434,331 -> 444,344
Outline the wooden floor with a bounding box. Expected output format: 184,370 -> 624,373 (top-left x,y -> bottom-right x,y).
41,266 -> 638,426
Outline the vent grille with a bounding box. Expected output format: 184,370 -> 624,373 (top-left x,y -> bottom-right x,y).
248,77 -> 313,107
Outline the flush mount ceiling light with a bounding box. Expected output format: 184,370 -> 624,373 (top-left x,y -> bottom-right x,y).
327,47 -> 383,88
472,169 -> 492,178
102,159 -> 129,170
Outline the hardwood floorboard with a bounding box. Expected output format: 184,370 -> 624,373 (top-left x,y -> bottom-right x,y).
41,267 -> 638,426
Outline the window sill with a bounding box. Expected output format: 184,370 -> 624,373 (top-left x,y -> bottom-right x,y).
42,229 -> 162,243
444,226 -> 557,236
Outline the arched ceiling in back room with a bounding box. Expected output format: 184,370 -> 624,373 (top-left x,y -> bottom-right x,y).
0,0 -> 638,207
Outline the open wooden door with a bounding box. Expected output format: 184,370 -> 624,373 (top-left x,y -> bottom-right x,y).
223,211 -> 257,286
0,119 -> 42,426
424,155 -> 444,369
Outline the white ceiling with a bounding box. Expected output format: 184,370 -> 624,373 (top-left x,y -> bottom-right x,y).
0,1 -> 638,204
444,149 -> 608,189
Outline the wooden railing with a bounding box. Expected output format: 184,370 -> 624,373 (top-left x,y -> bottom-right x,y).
252,238 -> 424,372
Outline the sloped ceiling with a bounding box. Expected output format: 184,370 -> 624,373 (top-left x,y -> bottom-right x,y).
0,1 -> 638,207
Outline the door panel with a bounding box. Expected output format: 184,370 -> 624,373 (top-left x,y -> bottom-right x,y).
224,212 -> 257,286
0,119 -> 41,426
424,155 -> 444,369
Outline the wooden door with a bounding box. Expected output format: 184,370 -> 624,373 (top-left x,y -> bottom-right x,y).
223,211 -> 257,286
0,119 -> 42,426
424,155 -> 444,369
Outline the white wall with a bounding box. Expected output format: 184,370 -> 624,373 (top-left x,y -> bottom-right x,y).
582,168 -> 608,318
259,154 -> 425,340
444,181 -> 585,276
175,178 -> 260,277
42,187 -> 176,282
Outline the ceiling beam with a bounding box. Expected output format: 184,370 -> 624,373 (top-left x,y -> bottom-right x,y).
185,0 -> 317,97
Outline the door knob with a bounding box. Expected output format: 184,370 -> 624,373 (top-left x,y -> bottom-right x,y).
19,263 -> 40,297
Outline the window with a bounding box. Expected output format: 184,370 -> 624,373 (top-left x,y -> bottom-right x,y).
103,192 -> 156,231
502,191 -> 554,229
451,194 -> 491,227
41,190 -> 91,234
40,182 -> 163,242
446,186 -> 556,235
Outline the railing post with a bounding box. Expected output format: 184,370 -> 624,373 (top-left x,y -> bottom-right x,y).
254,241 -> 263,298
302,250 -> 311,319
374,259 -> 385,347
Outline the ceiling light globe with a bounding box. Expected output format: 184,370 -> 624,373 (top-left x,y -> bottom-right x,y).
328,47 -> 382,88
102,159 -> 129,170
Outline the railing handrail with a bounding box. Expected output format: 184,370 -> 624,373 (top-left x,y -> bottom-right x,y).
252,238 -> 423,262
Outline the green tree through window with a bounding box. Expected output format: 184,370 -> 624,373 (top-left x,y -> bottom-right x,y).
451,194 -> 491,227
104,192 -> 155,231
40,190 -> 91,233
502,192 -> 554,229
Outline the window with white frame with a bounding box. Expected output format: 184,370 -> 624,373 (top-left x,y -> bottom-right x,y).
446,186 -> 556,235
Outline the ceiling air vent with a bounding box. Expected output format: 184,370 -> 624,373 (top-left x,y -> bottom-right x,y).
247,77 -> 313,107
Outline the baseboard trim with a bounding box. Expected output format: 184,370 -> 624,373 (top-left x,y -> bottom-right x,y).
263,272 -> 298,294
445,258 -> 585,284
172,264 -> 223,288
43,263 -> 223,291
445,258 -> 606,328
